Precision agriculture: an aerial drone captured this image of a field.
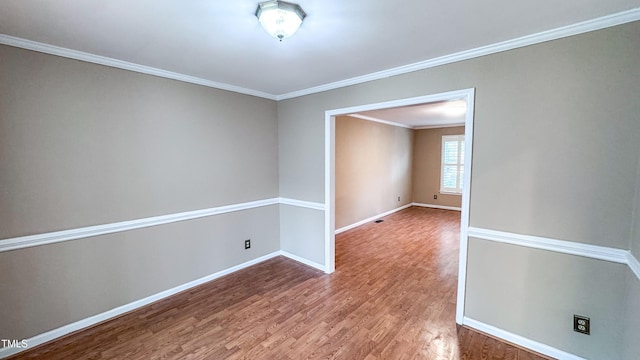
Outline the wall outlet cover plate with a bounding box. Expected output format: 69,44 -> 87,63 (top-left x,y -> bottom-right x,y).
573,315 -> 590,335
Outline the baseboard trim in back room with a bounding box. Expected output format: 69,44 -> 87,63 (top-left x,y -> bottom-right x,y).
335,202 -> 461,234
335,203 -> 413,234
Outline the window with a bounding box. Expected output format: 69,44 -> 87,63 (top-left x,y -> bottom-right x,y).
440,135 -> 464,194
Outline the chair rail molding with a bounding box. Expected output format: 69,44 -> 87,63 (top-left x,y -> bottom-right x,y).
0,197 -> 325,253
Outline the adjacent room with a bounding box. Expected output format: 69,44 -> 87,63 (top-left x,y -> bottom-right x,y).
335,100 -> 467,234
1,1 -> 640,359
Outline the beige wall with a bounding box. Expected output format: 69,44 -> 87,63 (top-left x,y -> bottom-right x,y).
279,21 -> 640,248
335,119 -> 464,229
627,153 -> 640,360
335,116 -> 413,229
466,237 -> 627,358
0,46 -> 278,239
623,269 -> 640,360
279,204 -> 325,265
0,45 -> 280,340
631,153 -> 640,258
2,18 -> 640,360
412,126 -> 464,208
277,21 -> 640,358
0,206 -> 279,340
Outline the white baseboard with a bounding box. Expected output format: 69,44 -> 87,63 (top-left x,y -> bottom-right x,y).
412,202 -> 462,211
335,203 -> 413,234
0,251 -> 281,359
280,250 -> 326,272
463,317 -> 586,360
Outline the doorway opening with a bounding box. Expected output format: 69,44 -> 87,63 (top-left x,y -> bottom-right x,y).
323,88 -> 475,324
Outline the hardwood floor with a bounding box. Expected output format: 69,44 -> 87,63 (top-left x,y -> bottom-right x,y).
8,207 -> 551,359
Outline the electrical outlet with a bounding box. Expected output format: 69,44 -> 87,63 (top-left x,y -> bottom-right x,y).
434,194 -> 438,199
397,196 -> 400,202
244,239 -> 251,250
573,315 -> 590,335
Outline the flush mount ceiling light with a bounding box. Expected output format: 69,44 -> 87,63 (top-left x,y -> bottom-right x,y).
422,100 -> 467,117
255,0 -> 306,41
443,101 -> 467,117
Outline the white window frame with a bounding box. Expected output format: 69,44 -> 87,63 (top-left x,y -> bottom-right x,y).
440,134 -> 465,195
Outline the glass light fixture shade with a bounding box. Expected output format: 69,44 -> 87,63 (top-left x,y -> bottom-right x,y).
256,1 -> 306,41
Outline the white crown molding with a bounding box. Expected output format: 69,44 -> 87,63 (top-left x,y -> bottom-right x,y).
348,114 -> 465,132
277,8 -> 640,100
412,203 -> 462,211
467,227 -> 629,264
0,34 -> 278,101
346,114 -> 413,129
628,252 -> 640,281
278,197 -> 325,211
327,89 -> 476,118
463,317 -> 586,360
0,251 -> 281,359
3,8 -> 639,102
335,203 -> 412,234
0,198 -> 281,253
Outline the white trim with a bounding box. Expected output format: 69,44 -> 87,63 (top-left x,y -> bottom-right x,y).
0,251 -> 281,359
325,114 -> 336,273
463,317 -> 586,360
439,191 -> 463,196
324,88 -> 476,325
628,252 -> 640,281
0,198 -> 280,253
414,123 -> 465,130
467,227 -> 629,264
346,114 -> 463,131
456,89 -> 475,324
412,203 -> 462,211
278,8 -> 640,100
0,197 -> 328,253
346,114 -> 413,129
280,250 -> 326,272
440,134 -> 465,194
0,35 -> 277,101
335,204 -> 413,235
278,197 -> 325,211
3,9 -> 639,102
325,89 -> 478,118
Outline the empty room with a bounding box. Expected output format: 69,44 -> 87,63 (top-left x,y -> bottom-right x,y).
1,1 -> 640,359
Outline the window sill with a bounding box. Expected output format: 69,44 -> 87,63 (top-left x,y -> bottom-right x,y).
440,191 -> 462,196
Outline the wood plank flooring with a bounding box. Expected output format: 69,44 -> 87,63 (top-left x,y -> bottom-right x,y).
8,207 -> 551,359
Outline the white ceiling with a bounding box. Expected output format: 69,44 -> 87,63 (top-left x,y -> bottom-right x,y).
1,1 -> 639,99
351,100 -> 467,129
